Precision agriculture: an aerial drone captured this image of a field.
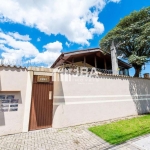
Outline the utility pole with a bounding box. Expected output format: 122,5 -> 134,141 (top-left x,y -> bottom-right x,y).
111,41 -> 119,75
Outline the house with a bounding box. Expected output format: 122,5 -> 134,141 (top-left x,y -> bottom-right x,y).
1,49 -> 149,137
51,48 -> 132,75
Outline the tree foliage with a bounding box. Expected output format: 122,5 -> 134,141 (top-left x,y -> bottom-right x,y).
100,7 -> 150,77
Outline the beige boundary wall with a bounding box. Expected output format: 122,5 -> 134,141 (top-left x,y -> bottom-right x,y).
0,66 -> 30,136
1,65 -> 150,135
53,73 -> 150,128
0,66 -> 54,136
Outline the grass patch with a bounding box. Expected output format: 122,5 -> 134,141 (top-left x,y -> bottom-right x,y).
89,115 -> 150,145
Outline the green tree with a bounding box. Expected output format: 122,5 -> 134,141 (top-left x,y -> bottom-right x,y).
100,7 -> 150,77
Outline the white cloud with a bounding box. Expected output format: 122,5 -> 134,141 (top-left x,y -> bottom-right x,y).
31,41 -> 62,65
8,32 -> 31,41
109,0 -> 120,3
37,38 -> 41,42
43,41 -> 62,53
0,0 -> 120,45
65,42 -> 71,47
0,30 -> 62,66
0,31 -> 38,62
78,46 -> 84,50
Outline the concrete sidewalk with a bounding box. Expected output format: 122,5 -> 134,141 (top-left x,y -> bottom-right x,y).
0,121 -> 149,150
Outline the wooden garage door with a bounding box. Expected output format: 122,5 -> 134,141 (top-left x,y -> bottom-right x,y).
29,75 -> 53,131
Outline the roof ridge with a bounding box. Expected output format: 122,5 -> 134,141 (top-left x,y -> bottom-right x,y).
64,47 -> 100,54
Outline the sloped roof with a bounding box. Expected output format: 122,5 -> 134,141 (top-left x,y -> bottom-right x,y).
51,48 -> 132,68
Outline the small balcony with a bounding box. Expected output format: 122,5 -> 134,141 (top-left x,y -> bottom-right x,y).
59,64 -> 130,76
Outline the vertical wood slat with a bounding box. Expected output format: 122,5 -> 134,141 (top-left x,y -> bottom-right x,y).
94,56 -> 97,68
104,57 -> 107,70
29,75 -> 53,131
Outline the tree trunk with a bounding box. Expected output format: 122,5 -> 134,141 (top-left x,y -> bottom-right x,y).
133,65 -> 142,77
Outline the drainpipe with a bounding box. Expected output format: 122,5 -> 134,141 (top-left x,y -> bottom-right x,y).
111,41 -> 119,75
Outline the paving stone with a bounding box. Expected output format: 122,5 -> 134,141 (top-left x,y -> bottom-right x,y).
0,120 -> 148,150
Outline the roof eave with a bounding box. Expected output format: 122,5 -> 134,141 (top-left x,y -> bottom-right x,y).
51,53 -> 64,68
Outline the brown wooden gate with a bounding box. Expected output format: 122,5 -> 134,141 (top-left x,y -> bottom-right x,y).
29,75 -> 53,131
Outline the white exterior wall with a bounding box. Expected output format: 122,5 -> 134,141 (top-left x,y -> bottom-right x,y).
0,66 -> 31,136
53,73 -> 150,128
1,66 -> 150,134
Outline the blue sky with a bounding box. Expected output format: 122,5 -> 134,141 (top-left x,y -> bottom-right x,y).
0,0 -> 150,76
